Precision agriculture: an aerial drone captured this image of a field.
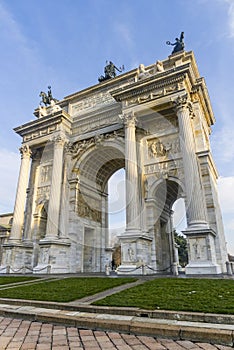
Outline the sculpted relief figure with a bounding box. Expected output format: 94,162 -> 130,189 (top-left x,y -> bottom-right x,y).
137,63 -> 150,80
155,60 -> 164,73
150,140 -> 166,157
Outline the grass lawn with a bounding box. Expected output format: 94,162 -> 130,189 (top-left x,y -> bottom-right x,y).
0,276 -> 39,286
0,277 -> 136,302
94,278 -> 234,314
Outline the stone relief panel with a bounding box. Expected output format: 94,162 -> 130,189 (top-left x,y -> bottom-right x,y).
122,242 -> 136,263
188,237 -> 208,261
40,165 -> 52,184
77,192 -> 101,223
36,186 -> 50,203
147,136 -> 181,160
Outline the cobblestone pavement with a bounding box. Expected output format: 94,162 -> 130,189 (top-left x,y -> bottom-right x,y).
0,317 -> 232,350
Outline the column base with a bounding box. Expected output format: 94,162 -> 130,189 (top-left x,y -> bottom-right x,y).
117,232 -> 152,275
34,238 -> 71,274
183,227 -> 222,275
185,262 -> 222,275
0,242 -> 33,274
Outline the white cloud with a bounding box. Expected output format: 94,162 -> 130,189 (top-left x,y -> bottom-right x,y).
226,0 -> 234,37
0,149 -> 20,213
211,126 -> 234,166
218,176 -> 234,212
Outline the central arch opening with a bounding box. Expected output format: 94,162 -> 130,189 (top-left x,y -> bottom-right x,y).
108,168 -> 126,248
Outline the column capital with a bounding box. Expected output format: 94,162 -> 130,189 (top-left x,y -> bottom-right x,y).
173,95 -> 194,117
52,134 -> 66,148
120,111 -> 137,128
19,144 -> 32,159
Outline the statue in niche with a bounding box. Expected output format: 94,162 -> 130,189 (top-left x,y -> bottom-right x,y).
166,32 -> 185,54
98,61 -> 124,82
39,86 -> 58,106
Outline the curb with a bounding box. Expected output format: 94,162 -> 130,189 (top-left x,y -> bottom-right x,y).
0,301 -> 233,346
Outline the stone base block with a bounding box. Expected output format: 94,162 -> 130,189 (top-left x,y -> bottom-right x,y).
34,239 -> 71,274
185,262 -> 222,275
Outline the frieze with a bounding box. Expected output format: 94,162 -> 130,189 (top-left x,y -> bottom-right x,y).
127,84 -> 181,106
71,91 -> 115,116
23,125 -> 58,142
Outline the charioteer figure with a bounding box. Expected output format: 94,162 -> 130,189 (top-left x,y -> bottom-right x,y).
98,61 -> 124,82
166,32 -> 185,54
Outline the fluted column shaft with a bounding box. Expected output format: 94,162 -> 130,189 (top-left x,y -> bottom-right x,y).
175,96 -> 208,228
123,112 -> 141,231
10,145 -> 32,241
45,136 -> 65,239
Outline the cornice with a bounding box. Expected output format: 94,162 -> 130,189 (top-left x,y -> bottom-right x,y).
111,64 -> 191,102
14,110 -> 72,137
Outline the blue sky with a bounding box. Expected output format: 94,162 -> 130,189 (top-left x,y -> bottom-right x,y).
0,0 -> 234,253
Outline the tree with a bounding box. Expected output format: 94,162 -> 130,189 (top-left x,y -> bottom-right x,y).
174,230 -> 188,267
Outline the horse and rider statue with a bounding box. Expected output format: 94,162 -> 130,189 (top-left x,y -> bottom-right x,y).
39,86 -> 58,106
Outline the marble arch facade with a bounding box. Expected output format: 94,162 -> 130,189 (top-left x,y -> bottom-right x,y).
0,50 -> 229,275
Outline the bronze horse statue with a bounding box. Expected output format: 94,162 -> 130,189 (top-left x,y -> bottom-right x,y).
39,86 -> 58,106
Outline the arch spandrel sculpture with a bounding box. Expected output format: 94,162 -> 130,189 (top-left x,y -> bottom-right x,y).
0,50 -> 229,275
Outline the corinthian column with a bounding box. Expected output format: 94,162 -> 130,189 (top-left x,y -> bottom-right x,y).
45,135 -> 65,239
10,144 -> 32,242
122,112 -> 141,232
174,95 -> 208,229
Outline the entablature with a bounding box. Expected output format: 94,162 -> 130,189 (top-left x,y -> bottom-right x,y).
14,110 -> 72,144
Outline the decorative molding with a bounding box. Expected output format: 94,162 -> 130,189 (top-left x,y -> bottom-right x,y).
74,112 -> 120,135
66,129 -> 124,159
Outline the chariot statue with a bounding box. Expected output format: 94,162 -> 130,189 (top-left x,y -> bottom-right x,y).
98,61 -> 124,82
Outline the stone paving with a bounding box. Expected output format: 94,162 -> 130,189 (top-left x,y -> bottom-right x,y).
0,316 -> 232,350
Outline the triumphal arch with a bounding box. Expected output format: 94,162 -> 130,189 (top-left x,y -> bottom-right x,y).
1,50 -> 229,275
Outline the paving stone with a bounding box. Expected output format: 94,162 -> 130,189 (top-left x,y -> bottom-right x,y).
176,340 -> 201,349
196,344 -> 220,350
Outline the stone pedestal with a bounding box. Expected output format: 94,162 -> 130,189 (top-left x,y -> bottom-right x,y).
0,242 -> 33,274
184,229 -> 221,275
34,239 -> 71,274
117,234 -> 152,275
